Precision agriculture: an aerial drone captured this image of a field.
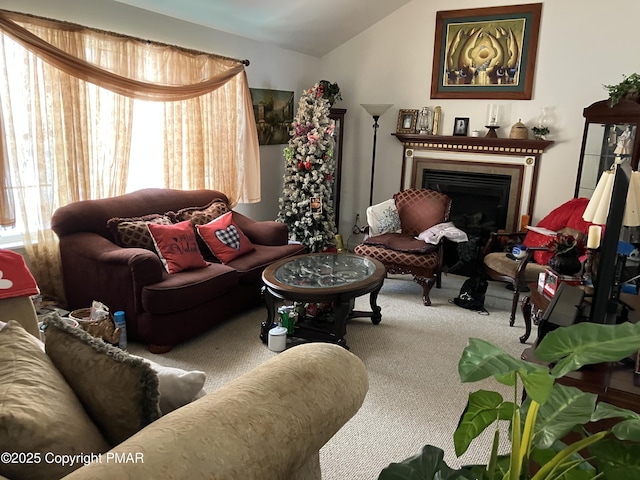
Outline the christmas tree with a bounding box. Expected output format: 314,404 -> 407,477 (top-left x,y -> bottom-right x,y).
277,83 -> 337,252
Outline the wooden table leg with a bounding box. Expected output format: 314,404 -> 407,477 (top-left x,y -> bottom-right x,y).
520,295 -> 533,344
349,281 -> 383,325
260,286 -> 277,343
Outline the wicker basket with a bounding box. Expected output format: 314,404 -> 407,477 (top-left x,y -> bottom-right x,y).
69,308 -> 121,345
509,119 -> 529,139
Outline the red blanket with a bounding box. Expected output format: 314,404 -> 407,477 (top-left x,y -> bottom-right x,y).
0,249 -> 39,300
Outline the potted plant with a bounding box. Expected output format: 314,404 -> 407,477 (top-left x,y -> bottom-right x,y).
545,232 -> 586,275
318,79 -> 342,106
531,126 -> 550,140
604,73 -> 640,107
378,320 -> 640,479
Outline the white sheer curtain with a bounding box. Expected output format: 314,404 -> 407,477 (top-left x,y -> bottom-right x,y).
0,11 -> 260,302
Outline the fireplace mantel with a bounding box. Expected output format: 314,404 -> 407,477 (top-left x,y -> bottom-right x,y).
393,133 -> 555,231
392,133 -> 554,156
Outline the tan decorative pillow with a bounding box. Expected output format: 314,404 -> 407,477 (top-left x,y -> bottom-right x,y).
169,199 -> 229,226
0,321 -> 109,480
107,213 -> 173,250
44,313 -> 161,447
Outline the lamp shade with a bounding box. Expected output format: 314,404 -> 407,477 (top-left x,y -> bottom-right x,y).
624,171 -> 640,226
583,169 -> 615,225
360,103 -> 393,117
583,167 -> 640,226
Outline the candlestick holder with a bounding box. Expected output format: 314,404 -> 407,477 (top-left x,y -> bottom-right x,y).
583,248 -> 598,286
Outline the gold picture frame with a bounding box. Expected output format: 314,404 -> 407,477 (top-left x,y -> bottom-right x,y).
430,3 -> 542,100
397,109 -> 418,134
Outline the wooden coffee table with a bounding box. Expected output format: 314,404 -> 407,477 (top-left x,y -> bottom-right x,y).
260,253 -> 386,349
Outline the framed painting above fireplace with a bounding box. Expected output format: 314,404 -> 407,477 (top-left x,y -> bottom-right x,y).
430,3 -> 542,100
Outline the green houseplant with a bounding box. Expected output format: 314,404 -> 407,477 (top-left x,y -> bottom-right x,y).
318,79 -> 342,106
379,321 -> 640,479
604,73 -> 640,107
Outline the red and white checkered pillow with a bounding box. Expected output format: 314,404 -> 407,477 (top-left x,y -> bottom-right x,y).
196,212 -> 255,264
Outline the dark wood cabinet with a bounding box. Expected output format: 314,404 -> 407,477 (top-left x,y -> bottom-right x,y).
575,98 -> 640,198
329,107 -> 346,228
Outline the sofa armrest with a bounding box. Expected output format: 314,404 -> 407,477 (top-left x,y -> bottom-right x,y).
59,233 -> 165,318
64,343 -> 368,480
232,211 -> 289,246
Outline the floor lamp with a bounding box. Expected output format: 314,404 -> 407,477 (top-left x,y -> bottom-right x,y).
361,103 -> 393,206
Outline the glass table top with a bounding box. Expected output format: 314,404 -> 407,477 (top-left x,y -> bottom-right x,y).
274,253 -> 378,288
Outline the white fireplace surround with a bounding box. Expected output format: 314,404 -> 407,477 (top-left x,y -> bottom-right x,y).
393,134 -> 554,232
404,150 -> 535,232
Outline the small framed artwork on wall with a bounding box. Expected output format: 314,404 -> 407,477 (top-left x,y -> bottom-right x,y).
396,109 -> 418,134
453,117 -> 469,136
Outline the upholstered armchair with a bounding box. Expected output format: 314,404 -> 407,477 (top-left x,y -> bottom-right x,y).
482,198 -> 593,326
354,189 -> 452,305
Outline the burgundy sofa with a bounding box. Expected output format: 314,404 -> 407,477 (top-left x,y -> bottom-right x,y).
51,188 -> 306,352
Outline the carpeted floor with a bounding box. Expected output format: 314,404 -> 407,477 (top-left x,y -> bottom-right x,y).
129,273 -> 534,479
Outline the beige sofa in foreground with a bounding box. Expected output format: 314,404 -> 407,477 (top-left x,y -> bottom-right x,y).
1,310 -> 368,480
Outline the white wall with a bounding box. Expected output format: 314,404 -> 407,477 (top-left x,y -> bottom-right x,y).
4,0 -> 640,234
321,0 -> 640,236
0,0 -> 321,221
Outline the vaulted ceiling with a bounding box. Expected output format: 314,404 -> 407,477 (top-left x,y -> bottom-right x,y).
112,0 -> 412,57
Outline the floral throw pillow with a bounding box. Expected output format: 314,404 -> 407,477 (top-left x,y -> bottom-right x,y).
169,199 -> 229,226
366,199 -> 402,236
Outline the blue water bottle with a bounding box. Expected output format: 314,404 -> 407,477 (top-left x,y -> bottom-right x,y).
113,311 -> 127,350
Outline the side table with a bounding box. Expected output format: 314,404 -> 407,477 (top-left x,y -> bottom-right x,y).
522,346 -> 640,413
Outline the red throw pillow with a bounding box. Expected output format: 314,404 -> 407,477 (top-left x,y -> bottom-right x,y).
147,221 -> 208,274
196,212 -> 255,263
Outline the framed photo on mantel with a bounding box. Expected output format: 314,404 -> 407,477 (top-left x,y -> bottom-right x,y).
430,3 -> 542,100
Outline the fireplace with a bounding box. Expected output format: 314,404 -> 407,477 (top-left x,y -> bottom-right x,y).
393,134 -> 554,274
421,166 -> 516,273
422,169 -> 512,230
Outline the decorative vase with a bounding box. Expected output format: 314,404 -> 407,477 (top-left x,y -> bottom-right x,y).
548,251 -> 582,275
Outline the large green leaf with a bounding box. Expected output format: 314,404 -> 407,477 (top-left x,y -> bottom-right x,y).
589,439 -> 640,480
453,390 -> 515,456
519,368 -> 556,405
535,322 -> 640,378
378,445 -> 479,480
458,338 -> 554,404
529,384 -> 597,449
592,401 -> 640,441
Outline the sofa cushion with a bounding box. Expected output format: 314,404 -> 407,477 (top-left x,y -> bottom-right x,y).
142,263 -> 240,314
148,220 -> 209,274
44,314 -> 161,447
196,211 -> 256,263
169,199 -> 229,226
227,243 -> 308,284
364,233 -> 438,254
0,321 -> 110,480
107,213 -> 173,250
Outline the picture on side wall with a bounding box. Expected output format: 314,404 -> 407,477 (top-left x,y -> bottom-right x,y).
250,88 -> 295,145
430,3 -> 542,100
